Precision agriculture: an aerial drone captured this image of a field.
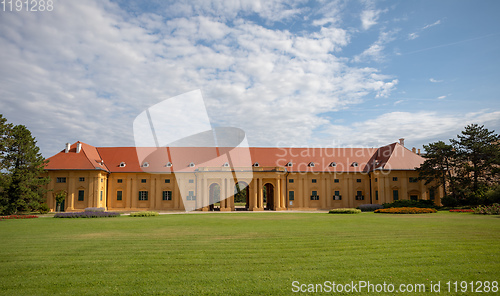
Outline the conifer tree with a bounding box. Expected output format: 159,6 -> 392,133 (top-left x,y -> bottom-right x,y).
0,115 -> 50,214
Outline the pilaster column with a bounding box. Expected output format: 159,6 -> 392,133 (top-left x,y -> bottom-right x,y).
251,179 -> 257,210
257,178 -> 263,210
275,178 -> 281,210
67,175 -> 75,210
280,176 -> 286,210
303,176 -> 308,209
126,177 -> 132,210
131,177 -> 137,210
326,175 -> 332,209
321,176 -> 327,210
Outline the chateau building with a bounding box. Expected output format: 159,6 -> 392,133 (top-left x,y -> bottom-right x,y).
44,141 -> 442,212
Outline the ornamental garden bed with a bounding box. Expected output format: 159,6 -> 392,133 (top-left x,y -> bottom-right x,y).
0,215 -> 38,220
374,207 -> 437,214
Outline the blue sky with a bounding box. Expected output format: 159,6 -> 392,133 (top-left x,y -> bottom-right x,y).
0,0 -> 499,157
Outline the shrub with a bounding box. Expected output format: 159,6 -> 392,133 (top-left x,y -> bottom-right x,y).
359,204 -> 384,212
129,211 -> 159,217
328,208 -> 361,214
383,199 -> 438,209
485,186 -> 500,204
38,203 -> 50,214
0,215 -> 38,220
440,195 -> 459,207
472,204 -> 500,215
84,207 -> 106,212
54,211 -> 120,218
374,207 -> 437,214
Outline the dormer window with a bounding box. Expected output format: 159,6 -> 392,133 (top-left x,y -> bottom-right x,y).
253,162 -> 260,167
286,162 -> 293,167
223,162 -> 230,167
189,162 -> 195,167
309,162 -> 315,167
166,162 -> 172,167
352,162 -> 358,167
329,162 -> 336,167
142,162 -> 149,168
119,162 -> 126,168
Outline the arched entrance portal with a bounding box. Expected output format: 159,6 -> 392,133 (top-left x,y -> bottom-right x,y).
263,183 -> 274,210
234,182 -> 249,211
209,183 -> 220,211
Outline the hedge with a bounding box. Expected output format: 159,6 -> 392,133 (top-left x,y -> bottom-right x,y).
328,208 -> 361,214
129,211 -> 160,217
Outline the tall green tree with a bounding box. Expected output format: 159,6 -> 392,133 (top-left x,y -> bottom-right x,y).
418,124 -> 500,206
417,141 -> 458,199
0,116 -> 50,214
451,124 -> 500,195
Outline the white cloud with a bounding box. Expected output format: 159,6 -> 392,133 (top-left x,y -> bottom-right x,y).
353,30 -> 398,63
408,19 -> 442,40
323,110 -> 500,149
430,78 -> 443,83
437,95 -> 447,100
0,0 -> 400,156
361,10 -> 380,30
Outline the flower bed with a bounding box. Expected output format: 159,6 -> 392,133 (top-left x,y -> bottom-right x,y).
129,211 -> 159,217
449,209 -> 474,212
374,207 -> 437,214
54,211 -> 120,218
472,204 -> 500,215
0,215 -> 38,220
328,208 -> 361,214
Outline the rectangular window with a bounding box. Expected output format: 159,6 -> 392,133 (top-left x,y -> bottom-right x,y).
78,190 -> 84,201
79,177 -> 85,182
356,191 -> 364,200
100,191 -> 103,201
117,191 -> 122,201
117,179 -> 123,183
409,177 -> 418,183
189,179 -> 194,183
187,191 -> 196,200
356,179 -> 361,183
288,191 -> 294,201
393,190 -> 399,200
410,195 -> 418,201
334,190 -> 341,200
310,190 -> 319,200
289,179 -> 294,183
375,191 -> 379,201
101,178 -> 103,183
312,179 -> 317,183
429,189 -> 435,201
165,179 -> 170,183
334,179 -> 339,183
162,191 -> 172,201
392,177 -> 398,181
375,178 -> 378,182
56,177 -> 66,183
139,191 -> 148,201
141,179 -> 147,183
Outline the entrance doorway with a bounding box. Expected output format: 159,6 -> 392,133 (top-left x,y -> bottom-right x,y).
209,183 -> 220,211
263,183 -> 274,210
234,182 -> 249,211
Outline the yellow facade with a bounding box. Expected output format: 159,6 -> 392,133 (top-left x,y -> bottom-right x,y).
45,168 -> 442,212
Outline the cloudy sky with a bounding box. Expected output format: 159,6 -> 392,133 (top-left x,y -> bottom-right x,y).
1,0 -> 499,157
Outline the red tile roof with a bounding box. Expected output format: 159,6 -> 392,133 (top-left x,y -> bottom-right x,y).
45,142 -> 425,173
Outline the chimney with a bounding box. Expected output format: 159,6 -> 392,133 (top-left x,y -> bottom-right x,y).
65,143 -> 71,153
418,148 -> 421,155
399,138 -> 405,146
76,142 -> 82,153
412,147 -> 416,153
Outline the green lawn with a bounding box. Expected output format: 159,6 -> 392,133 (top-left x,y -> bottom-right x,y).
0,212 -> 498,295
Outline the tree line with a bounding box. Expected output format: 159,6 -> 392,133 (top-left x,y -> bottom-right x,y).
418,124 -> 500,206
0,114 -> 50,215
